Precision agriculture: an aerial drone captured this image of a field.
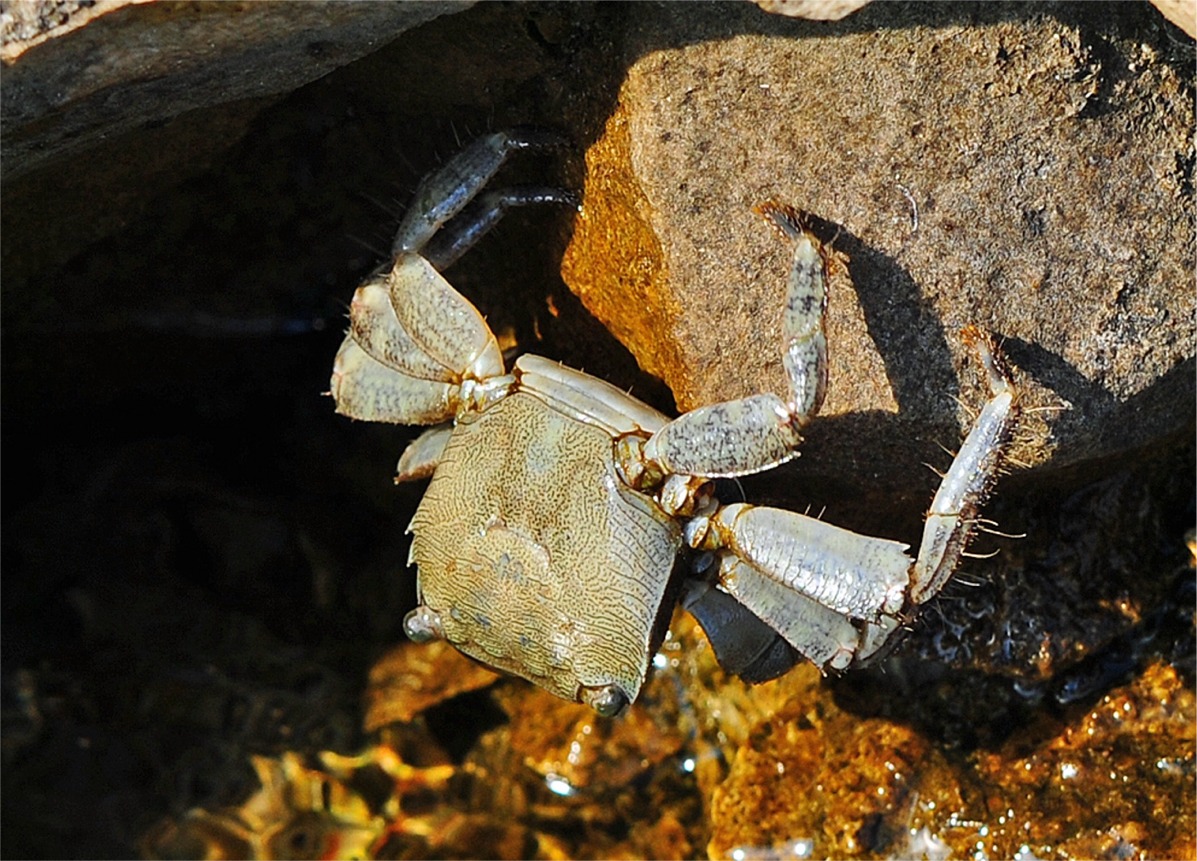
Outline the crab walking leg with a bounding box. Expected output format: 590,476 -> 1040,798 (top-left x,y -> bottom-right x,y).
755,201 -> 829,421
717,555 -> 874,672
681,580 -> 801,682
699,503 -> 913,620
694,504 -> 912,671
687,327 -> 1019,671
396,422 -> 455,482
334,130 -> 578,425
331,339 -> 460,425
423,187 -> 580,271
688,504 -> 913,671
641,203 -> 829,479
909,326 -> 1020,604
393,128 -> 569,256
643,395 -> 803,478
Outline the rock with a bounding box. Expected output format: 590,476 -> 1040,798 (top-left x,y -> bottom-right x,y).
562,3 -> 1193,522
1149,0 -> 1197,37
708,697 -> 938,859
1,0 -> 468,180
707,659 -> 1196,860
902,447 -> 1195,685
1,0 -> 469,297
364,640 -> 499,729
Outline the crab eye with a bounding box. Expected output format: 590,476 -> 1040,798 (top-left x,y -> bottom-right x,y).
579,684 -> 628,717
403,605 -> 445,643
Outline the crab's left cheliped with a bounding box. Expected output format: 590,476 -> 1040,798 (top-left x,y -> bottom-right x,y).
330,131 -> 1020,715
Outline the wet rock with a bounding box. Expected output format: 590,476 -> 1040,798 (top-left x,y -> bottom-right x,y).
350,613 -> 726,859
364,641 -> 500,729
706,660 -> 1196,860
708,701 -> 937,859
900,447 -> 1195,685
491,682 -> 685,793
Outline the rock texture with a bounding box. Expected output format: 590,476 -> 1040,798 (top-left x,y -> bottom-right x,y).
753,0 -> 874,21
562,2 -> 1194,516
706,654 -> 1197,861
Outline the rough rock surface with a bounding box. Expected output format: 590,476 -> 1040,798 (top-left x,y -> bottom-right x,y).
562,2 -> 1194,515
1148,0 -> 1197,38
753,0 -> 874,21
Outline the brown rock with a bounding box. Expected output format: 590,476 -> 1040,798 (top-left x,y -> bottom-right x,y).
562,2 -> 1194,519
1,0 -> 467,180
0,0 -> 469,299
706,660 -> 1195,860
707,681 -> 939,859
365,640 -> 499,729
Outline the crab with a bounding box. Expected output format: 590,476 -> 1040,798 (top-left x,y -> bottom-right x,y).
330,130 -> 1020,717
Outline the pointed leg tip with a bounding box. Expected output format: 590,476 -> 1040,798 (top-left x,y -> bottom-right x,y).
960,325 -> 1016,397
960,323 -> 990,348
753,200 -> 806,237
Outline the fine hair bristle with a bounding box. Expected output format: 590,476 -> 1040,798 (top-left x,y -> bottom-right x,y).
753,200 -> 808,238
